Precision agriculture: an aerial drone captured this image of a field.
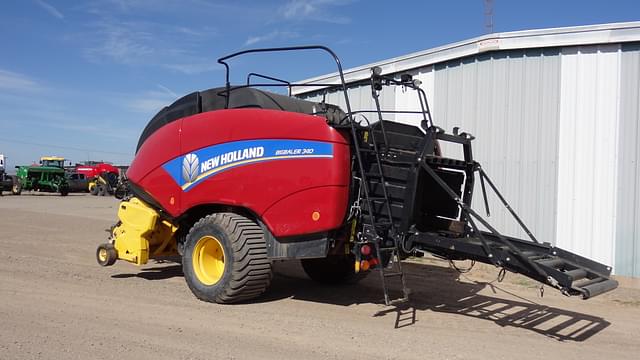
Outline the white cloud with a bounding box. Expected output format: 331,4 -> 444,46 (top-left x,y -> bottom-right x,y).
282,0 -> 316,18
80,18 -> 219,73
156,84 -> 177,98
35,0 -> 64,19
245,30 -> 300,46
0,69 -> 43,93
163,61 -> 220,75
128,98 -> 169,114
83,22 -> 154,64
126,90 -> 175,114
279,0 -> 353,24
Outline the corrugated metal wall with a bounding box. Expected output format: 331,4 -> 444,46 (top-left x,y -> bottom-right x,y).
393,66 -> 435,126
616,43 -> 640,277
431,49 -> 561,243
556,45 -> 621,268
297,41 -> 640,276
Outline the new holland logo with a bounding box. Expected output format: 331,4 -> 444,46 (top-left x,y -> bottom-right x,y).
182,153 -> 199,183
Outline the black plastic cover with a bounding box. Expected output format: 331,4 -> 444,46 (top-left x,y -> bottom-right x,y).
136,87 -> 346,152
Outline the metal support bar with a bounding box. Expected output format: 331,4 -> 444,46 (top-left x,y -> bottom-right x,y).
419,160 -> 551,282
370,89 -> 390,150
466,217 -> 499,265
479,168 -> 491,217
246,73 -> 292,95
478,168 -> 539,244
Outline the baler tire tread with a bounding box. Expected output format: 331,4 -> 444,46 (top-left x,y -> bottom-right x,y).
182,212 -> 272,304
11,177 -> 21,195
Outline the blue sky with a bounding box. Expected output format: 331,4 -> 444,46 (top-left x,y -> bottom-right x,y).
1,0 -> 638,168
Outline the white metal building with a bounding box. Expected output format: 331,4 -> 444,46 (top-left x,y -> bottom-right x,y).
295,22 -> 640,277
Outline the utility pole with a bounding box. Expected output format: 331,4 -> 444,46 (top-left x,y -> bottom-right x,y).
484,0 -> 494,34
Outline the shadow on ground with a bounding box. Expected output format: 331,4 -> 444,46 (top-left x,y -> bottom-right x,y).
112,259 -> 610,341
111,264 -> 183,281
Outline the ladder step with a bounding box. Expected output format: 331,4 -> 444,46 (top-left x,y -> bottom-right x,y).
536,258 -> 565,269
572,276 -> 603,288
424,156 -> 467,168
521,251 -> 548,261
367,196 -> 388,202
383,272 -> 404,278
565,268 -> 588,281
374,221 -> 393,226
580,279 -> 619,299
386,297 -> 409,306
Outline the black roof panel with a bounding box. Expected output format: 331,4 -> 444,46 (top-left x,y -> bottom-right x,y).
136,87 -> 345,152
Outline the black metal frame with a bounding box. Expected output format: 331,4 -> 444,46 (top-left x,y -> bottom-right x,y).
213,45 -> 618,301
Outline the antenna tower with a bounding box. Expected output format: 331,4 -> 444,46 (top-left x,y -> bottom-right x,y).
484,0 -> 494,34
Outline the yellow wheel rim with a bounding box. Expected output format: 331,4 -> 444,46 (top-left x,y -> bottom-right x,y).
192,235 -> 225,285
98,248 -> 108,262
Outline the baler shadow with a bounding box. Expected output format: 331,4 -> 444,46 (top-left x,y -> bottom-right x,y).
111,264 -> 183,281
421,290 -> 610,342
109,259 -> 611,341
263,261 -> 610,341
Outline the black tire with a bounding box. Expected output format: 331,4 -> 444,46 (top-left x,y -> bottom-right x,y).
301,255 -> 368,284
182,213 -> 272,304
60,187 -> 69,196
89,184 -> 98,195
97,184 -> 107,196
96,243 -> 117,266
11,178 -> 21,195
114,184 -> 127,200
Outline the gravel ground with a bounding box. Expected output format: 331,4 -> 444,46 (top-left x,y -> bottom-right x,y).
1,193 -> 639,360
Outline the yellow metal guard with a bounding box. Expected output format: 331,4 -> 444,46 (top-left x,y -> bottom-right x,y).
111,197 -> 178,265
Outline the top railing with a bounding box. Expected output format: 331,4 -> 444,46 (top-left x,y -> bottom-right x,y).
217,45 -> 356,123
216,45 -> 434,130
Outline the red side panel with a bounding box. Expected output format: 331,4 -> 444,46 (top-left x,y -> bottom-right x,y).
96,163 -> 120,175
75,167 -> 97,178
75,163 -> 119,178
179,109 -> 348,152
262,186 -> 349,236
128,109 -> 351,237
127,120 -> 183,215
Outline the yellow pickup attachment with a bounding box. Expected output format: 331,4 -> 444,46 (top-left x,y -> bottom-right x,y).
110,197 -> 178,265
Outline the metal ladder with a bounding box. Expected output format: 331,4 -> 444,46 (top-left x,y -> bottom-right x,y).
351,111 -> 410,306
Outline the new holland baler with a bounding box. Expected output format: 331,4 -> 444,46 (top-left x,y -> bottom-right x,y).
97,46 -> 618,305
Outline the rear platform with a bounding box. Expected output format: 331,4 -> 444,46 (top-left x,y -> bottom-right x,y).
357,117 -> 618,300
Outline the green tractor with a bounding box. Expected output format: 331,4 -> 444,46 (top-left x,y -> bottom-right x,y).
12,156 -> 70,196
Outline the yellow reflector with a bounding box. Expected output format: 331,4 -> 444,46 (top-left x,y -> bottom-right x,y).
361,260 -> 370,271
312,211 -> 320,221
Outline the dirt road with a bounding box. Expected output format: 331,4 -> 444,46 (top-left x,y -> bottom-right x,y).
1,194 -> 639,360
